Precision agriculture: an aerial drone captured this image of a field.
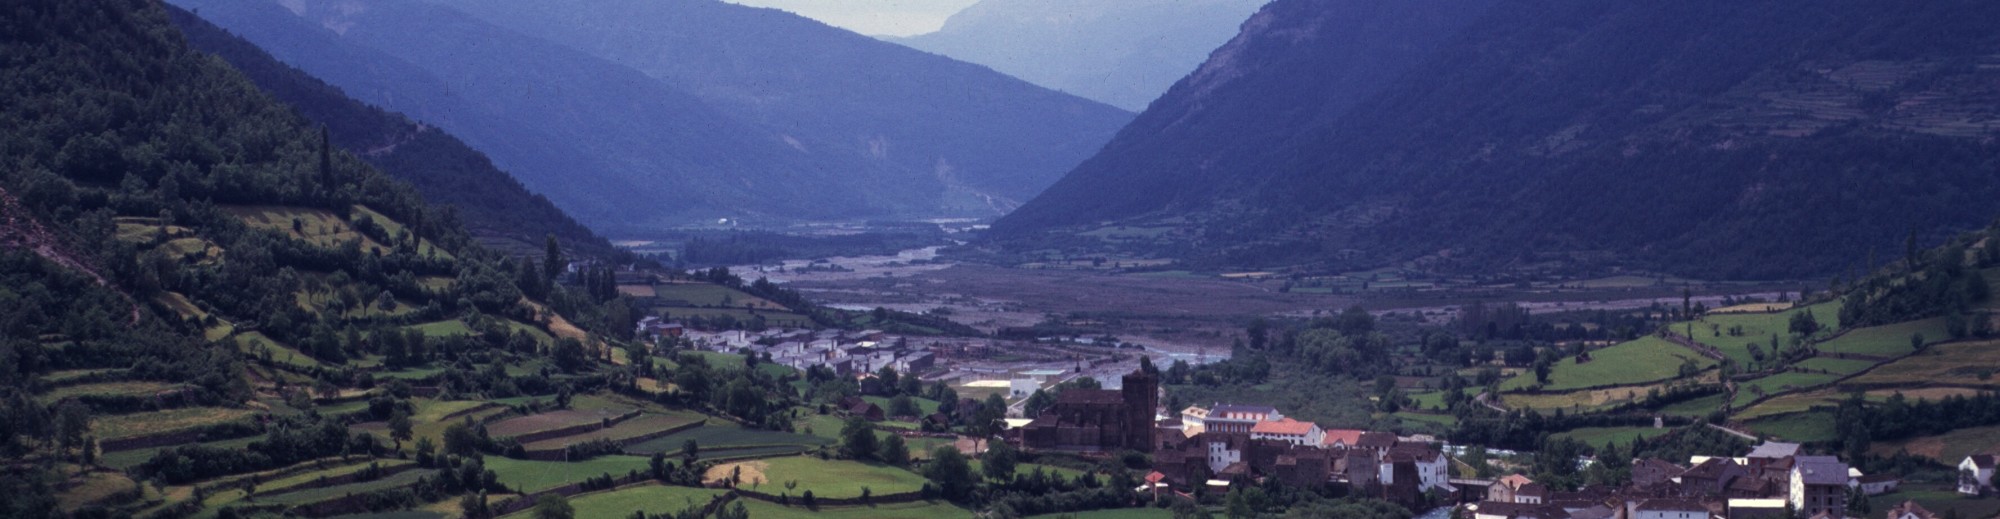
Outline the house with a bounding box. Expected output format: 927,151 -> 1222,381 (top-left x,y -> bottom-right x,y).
1020,369 -> 1159,453
1387,444 -> 1452,492
1322,428 -> 1366,448
1489,474 -> 1536,503
1250,418 -> 1324,446
1886,500 -> 1937,519
1852,473 -> 1900,496
1630,498 -> 1707,519
1746,441 -> 1802,480
1632,458 -> 1685,490
1205,403 -> 1282,433
1356,431 -> 1400,456
1727,498 -> 1790,519
847,401 -> 886,421
1514,482 -> 1549,505
1789,455 -> 1849,518
1679,457 -> 1748,495
1960,454 -> 1996,496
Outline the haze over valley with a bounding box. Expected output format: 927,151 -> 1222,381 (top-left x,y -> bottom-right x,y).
7,1 -> 2000,518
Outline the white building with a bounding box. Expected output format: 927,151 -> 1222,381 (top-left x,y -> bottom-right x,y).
1250,418 -> 1324,447
1790,456 -> 1849,517
1631,498 -> 1707,519
1962,454 -> 1997,496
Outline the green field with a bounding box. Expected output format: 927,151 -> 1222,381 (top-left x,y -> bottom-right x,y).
498,483 -> 724,519
235,331 -> 325,370
407,320 -> 475,338
1816,318 -> 1948,357
259,469 -> 437,505
259,459 -> 414,494
1501,337 -> 1714,391
93,407 -> 259,441
522,412 -> 705,451
711,456 -> 928,499
1869,424 -> 2000,463
1792,357 -> 1877,375
1872,486 -> 2000,519
1735,390 -> 1841,420
1744,410 -> 1837,443
864,396 -> 942,417
1683,301 -> 1843,365
485,455 -> 657,493
736,499 -> 973,519
1851,340 -> 2000,387
1658,393 -> 1729,418
1553,427 -> 1669,449
37,381 -> 183,404
652,283 -> 786,310
1731,372 -> 1842,406
623,422 -> 830,456
224,205 -> 392,253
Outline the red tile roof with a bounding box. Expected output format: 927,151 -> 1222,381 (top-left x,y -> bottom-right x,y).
1252,418 -> 1317,436
1323,429 -> 1366,446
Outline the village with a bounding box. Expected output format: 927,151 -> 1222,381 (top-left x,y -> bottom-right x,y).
643,311 -> 1999,519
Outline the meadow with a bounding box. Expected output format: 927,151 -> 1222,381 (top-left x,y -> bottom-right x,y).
735,499 -> 973,519
1500,336 -> 1713,391
705,456 -> 928,498
93,407 -> 259,442
1815,317 -> 1948,357
484,455 -> 657,493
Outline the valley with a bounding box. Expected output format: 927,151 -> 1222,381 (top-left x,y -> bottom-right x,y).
8,0 -> 2000,518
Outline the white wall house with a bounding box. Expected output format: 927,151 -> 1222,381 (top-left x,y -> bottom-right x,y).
1962,454 -> 1997,496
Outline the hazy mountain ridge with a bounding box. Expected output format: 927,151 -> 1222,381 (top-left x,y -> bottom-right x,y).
174,0 -> 1130,232
994,0 -> 2000,280
891,0 -> 1268,111
165,5 -> 616,257
427,0 -> 1133,216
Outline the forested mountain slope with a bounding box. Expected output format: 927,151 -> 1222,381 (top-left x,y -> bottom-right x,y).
0,0 -> 630,513
891,0 -> 1267,111
164,5 -> 614,258
993,0 -> 2000,279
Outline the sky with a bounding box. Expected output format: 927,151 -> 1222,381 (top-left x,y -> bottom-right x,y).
721,0 -> 980,37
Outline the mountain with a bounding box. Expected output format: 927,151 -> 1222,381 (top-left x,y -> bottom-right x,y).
891,0 -> 1268,111
163,5 -> 615,258
993,0 -> 2000,280
170,0 -> 1130,232
423,0 -> 1133,218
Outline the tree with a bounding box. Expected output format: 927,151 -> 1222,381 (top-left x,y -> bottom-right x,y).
923,446 -> 977,501
53,401 -> 90,462
878,434 -> 911,467
388,409 -> 413,450
532,494 -> 574,519
889,395 -> 920,417
981,440 -> 1018,481
544,235 -> 563,282
840,417 -> 878,461
975,393 -> 1008,436
876,366 -> 900,395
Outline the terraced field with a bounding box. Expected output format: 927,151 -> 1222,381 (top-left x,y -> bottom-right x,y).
486,409 -> 633,439
1683,302 -> 1842,364
1848,340 -> 2000,387
1551,426 -> 1669,449
1730,372 -> 1842,407
623,422 -> 830,456
1816,318 -> 1948,357
93,407 -> 259,442
1791,357 -> 1876,376
737,499 -> 973,519
1744,410 -> 1837,442
1495,381 -> 1675,412
259,469 -> 438,505
484,455 -> 657,493
38,381 -> 184,404
521,412 -> 705,451
235,331 -> 326,370
258,459 -> 414,494
1500,337 -> 1713,391
496,483 -> 724,519
1868,424 -> 2000,462
225,205 -> 392,253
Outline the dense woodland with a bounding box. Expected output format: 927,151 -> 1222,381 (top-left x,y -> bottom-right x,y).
993,0 -> 2000,280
